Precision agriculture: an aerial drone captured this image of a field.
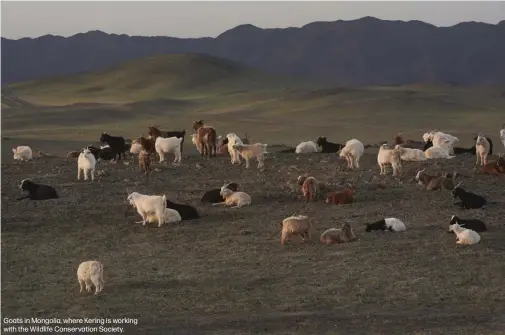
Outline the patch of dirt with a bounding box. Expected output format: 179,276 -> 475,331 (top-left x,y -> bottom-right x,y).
2,150 -> 505,334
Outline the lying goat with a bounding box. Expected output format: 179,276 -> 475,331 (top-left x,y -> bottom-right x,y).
326,184 -> 356,205
165,199 -> 199,220
201,182 -> 239,204
17,179 -> 59,201
480,156 -> 505,175
414,168 -> 455,191
212,184 -> 251,208
447,215 -> 487,234
451,182 -> 487,209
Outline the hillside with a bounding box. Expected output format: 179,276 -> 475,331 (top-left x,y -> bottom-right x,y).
3,53 -> 311,105
2,17 -> 505,86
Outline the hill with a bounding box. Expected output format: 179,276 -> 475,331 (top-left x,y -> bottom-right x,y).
2,17 -> 505,86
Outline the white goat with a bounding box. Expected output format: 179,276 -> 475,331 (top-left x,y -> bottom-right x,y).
394,145 -> 427,161
12,146 -> 33,161
338,139 -> 364,169
475,134 -> 490,166
424,146 -> 455,159
77,260 -> 104,295
500,124 -> 505,150
377,144 -> 402,176
155,136 -> 183,164
295,141 -> 318,154
146,208 -> 182,225
232,143 -> 268,169
449,223 -> 481,245
384,218 -> 407,232
127,192 -> 167,227
212,185 -> 251,208
77,148 -> 97,181
226,133 -> 243,164
423,131 -> 459,154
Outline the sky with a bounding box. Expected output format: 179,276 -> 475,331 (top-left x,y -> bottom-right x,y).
2,1 -> 505,39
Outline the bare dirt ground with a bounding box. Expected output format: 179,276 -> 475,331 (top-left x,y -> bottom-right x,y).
2,148 -> 505,335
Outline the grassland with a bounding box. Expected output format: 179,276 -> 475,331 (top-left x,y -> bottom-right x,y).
2,53 -> 505,334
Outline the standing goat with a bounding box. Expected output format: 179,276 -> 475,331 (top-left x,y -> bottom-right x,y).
193,120 -> 217,158
225,133 -> 243,164
299,176 -> 318,202
77,148 -> 97,181
338,139 -> 364,169
138,150 -> 152,175
451,182 -> 487,209
377,144 -> 402,176
155,137 -> 183,164
148,125 -> 186,154
500,124 -> 505,151
127,192 -> 167,227
280,215 -> 311,245
232,143 -> 268,169
475,134 -> 491,166
77,260 -> 104,295
422,131 -> 459,155
100,132 -> 126,162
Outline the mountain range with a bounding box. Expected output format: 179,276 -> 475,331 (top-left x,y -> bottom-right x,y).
2,16 -> 505,86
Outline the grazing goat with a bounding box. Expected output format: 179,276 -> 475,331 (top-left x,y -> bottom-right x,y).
127,192 -> 167,227
77,260 -> 104,295
146,208 -> 182,226
377,144 -> 402,176
392,133 -> 425,150
201,182 -> 239,204
414,168 -> 455,191
481,156 -> 505,175
212,184 -> 252,208
424,146 -> 455,159
77,148 -> 97,181
338,139 -> 364,169
17,179 -> 58,201
100,132 -> 126,162
394,144 -> 426,161
193,120 -> 217,157
320,222 -> 357,245
452,182 -> 487,209
148,125 -> 186,154
423,131 -> 459,154
138,150 -> 152,175
326,184 -> 356,205
448,215 -> 487,234
280,215 -> 311,245
299,176 -> 318,202
225,133 -> 243,164
165,199 -> 200,220
155,137 -> 183,164
449,223 -> 481,245
365,218 -> 407,232
297,175 -> 330,200
12,146 -> 33,161
500,124 -> 505,150
316,137 -> 343,153
232,143 -> 268,169
295,140 -> 318,154
475,134 -> 491,166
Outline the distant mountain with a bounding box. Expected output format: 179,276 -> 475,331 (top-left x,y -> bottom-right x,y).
2,17 -> 505,86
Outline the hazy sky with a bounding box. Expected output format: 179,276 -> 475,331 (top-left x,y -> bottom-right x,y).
2,1 -> 505,39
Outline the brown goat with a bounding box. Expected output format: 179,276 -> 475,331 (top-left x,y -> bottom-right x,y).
148,125 -> 167,139
481,156 -> 505,176
326,184 -> 356,205
392,132 -> 425,150
297,175 -> 330,201
193,120 -> 217,157
320,222 -> 357,245
138,150 -> 152,175
137,136 -> 156,155
300,176 -> 318,202
414,168 -> 455,191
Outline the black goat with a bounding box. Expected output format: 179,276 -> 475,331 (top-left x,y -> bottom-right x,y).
166,199 -> 199,220
100,133 -> 126,162
453,146 -> 476,155
17,179 -> 58,201
423,140 -> 433,151
87,146 -> 116,161
447,215 -> 487,233
201,182 -> 239,204
451,183 -> 487,209
316,137 -> 343,153
473,136 -> 494,156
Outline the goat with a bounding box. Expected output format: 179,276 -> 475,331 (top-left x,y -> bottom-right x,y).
500,124 -> 505,151
453,146 -> 476,155
325,184 -> 356,205
297,175 -> 331,201
225,133 -> 243,164
127,192 -> 167,227
138,150 -> 152,175
377,144 -> 402,176
148,125 -> 186,154
77,148 -> 97,181
100,132 -> 126,162
414,168 -> 455,191
17,179 -> 58,201
338,139 -> 364,169
449,223 -> 481,245
299,176 -> 318,202
87,145 -> 116,162
481,156 -> 505,175
475,134 -> 491,166
424,146 -> 456,159
316,137 -> 343,153
193,120 -> 217,157
448,215 -> 487,234
473,135 -> 494,156
232,143 -> 268,169
295,141 -> 318,154
165,199 -> 199,220
320,222 -> 357,245
201,182 -> 239,204
77,260 -> 104,295
12,146 -> 33,161
145,208 -> 182,226
280,215 -> 311,245
451,182 -> 487,209
155,136 -> 183,164
365,218 -> 407,232
129,140 -> 144,155
394,144 -> 426,161
212,184 -> 251,208
137,136 -> 156,155
392,133 -> 425,150
423,130 -> 459,154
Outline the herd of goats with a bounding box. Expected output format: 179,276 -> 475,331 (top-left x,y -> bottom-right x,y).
9,120 -> 505,295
